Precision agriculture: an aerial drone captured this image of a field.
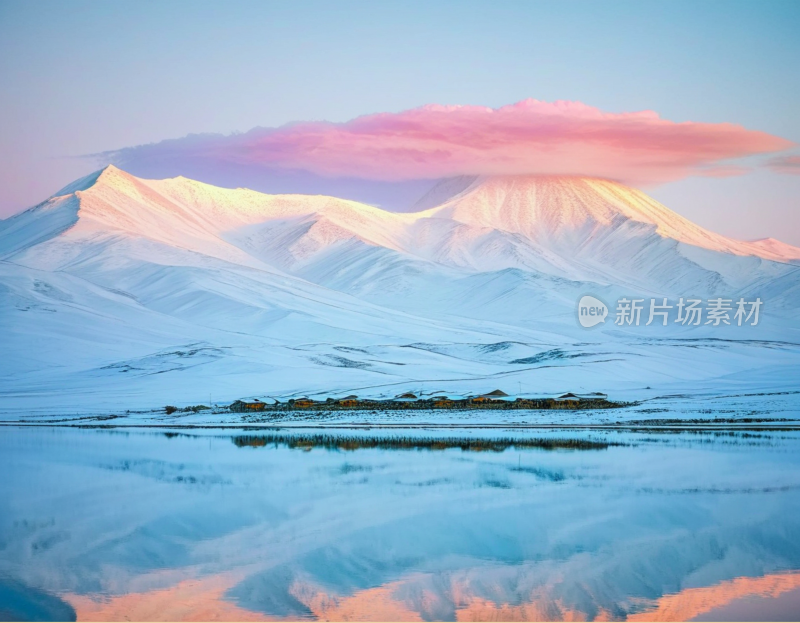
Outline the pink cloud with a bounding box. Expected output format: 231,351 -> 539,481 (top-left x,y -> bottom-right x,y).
767,155 -> 800,175
696,165 -> 751,178
107,99 -> 793,186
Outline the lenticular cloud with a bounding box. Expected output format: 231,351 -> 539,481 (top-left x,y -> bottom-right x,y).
107,99 -> 793,186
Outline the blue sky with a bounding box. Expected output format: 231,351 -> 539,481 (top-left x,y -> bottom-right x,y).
1,0 -> 799,241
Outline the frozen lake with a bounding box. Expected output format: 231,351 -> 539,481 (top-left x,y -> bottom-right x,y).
1,426 -> 800,621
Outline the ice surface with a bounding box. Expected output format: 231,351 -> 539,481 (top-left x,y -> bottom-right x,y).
1,427 -> 800,620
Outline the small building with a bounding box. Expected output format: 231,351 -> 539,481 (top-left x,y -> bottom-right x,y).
291,397 -> 316,408
554,392 -> 607,403
229,399 -> 267,412
553,393 -> 583,406
337,395 -> 359,407
471,389 -> 510,404
554,392 -> 579,401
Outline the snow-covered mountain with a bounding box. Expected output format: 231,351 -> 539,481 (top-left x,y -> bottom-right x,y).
1,165 -> 799,416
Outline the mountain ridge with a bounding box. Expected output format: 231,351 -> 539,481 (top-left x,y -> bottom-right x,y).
1,166 -> 800,414
5,165 -> 799,268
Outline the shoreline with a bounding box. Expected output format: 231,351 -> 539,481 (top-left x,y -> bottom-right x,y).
3,422 -> 800,431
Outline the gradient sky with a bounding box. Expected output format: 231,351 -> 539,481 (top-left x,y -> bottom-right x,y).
1,0 -> 799,242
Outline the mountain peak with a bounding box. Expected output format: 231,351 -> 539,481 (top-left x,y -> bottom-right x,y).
92,163 -> 140,188
423,174 -> 800,264
429,174 -> 669,233
51,164 -> 131,198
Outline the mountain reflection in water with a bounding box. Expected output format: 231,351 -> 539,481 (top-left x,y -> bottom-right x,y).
1,427 -> 799,621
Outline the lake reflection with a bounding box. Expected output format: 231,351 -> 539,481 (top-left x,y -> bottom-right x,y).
1,426 -> 799,621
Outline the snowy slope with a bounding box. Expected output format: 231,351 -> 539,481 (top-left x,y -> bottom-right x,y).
1,166 -> 799,417
748,237 -> 800,263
